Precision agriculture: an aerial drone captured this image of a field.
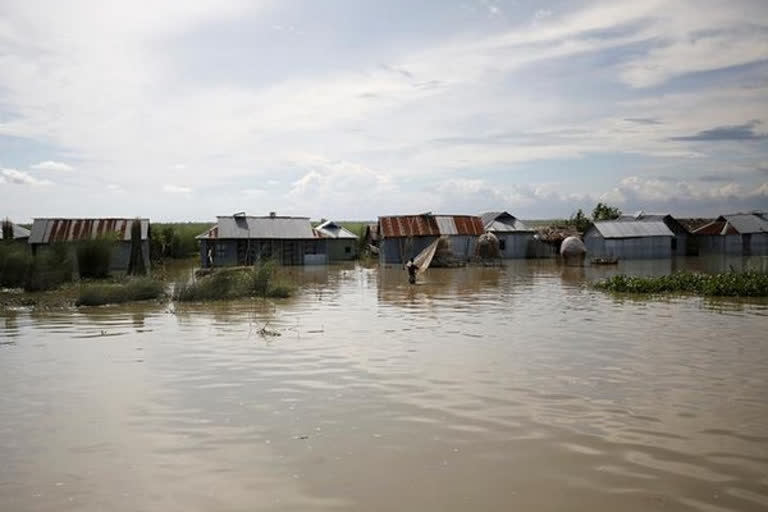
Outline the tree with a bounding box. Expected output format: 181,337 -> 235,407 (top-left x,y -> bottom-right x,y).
592,202 -> 622,221
1,218 -> 13,241
568,209 -> 591,233
127,219 -> 147,276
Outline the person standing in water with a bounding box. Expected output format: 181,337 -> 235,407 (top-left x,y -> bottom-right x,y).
406,258 -> 418,284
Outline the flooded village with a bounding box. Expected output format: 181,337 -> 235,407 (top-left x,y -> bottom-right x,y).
2,208 -> 768,511
2,1 -> 768,510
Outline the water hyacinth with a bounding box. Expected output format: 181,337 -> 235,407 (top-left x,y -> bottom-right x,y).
594,271 -> 768,297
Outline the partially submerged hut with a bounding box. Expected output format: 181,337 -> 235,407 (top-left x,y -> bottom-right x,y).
694,212 -> 768,256
584,221 -> 674,260
480,212 -> 535,259
314,220 -> 358,261
617,211 -> 692,256
1,220 -> 30,243
197,213 -> 327,268
377,213 -> 485,264
28,218 -> 150,273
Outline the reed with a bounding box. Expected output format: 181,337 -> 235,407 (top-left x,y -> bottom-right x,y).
76,278 -> 165,306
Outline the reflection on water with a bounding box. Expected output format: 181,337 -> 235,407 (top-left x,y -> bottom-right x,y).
1,258 -> 767,511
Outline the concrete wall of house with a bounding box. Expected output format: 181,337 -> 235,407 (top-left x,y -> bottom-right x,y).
494,232 -> 533,259
585,229 -> 672,259
327,239 -> 357,261
200,239 -> 327,268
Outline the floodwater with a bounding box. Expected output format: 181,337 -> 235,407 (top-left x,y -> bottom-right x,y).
1,258 -> 767,512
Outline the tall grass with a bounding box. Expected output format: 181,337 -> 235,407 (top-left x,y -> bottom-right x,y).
76,278 -> 165,306
0,243 -> 74,291
173,261 -> 293,301
594,271 -> 768,297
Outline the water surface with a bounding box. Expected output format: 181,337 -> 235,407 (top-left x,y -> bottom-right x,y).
1,259 -> 767,511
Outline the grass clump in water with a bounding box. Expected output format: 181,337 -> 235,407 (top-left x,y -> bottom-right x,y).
76,278 -> 165,306
173,261 -> 294,302
594,270 -> 768,297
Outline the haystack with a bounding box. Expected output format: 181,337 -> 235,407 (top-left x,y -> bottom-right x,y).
476,232 -> 500,259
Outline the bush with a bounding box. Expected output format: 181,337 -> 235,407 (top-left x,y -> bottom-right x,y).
594,271 -> 768,297
0,243 -> 32,288
77,238 -> 113,278
25,244 -> 74,291
173,261 -> 294,302
76,278 -> 165,306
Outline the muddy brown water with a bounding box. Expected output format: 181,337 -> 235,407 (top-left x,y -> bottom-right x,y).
1,258 -> 767,511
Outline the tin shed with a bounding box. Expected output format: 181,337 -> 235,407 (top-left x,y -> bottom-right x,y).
584,221 -> 674,260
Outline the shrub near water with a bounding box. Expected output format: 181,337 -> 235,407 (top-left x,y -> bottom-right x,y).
0,243 -> 74,291
173,261 -> 294,301
76,278 -> 165,306
594,271 -> 768,297
77,238 -> 114,278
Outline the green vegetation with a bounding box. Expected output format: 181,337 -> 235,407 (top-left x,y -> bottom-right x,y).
592,202 -> 622,222
127,218 -> 147,276
594,271 -> 768,297
0,242 -> 74,291
1,219 -> 13,240
151,223 -> 211,261
568,209 -> 591,233
76,238 -> 114,278
173,261 -> 293,301
76,278 -> 165,306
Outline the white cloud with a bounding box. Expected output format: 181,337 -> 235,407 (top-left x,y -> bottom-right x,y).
174,164 -> 187,170
30,160 -> 73,171
106,183 -> 124,192
163,184 -> 192,194
1,168 -> 53,186
601,176 -> 768,204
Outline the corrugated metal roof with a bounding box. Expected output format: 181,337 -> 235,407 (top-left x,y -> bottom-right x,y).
379,215 -> 484,238
480,211 -> 534,233
197,216 -> 317,240
592,220 -> 674,239
693,220 -> 738,236
315,220 -> 358,240
721,213 -> 768,234
29,218 -> 149,244
618,212 -> 669,222
1,222 -> 30,240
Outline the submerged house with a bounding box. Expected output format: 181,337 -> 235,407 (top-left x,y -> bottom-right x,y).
315,220 -> 358,261
28,218 -> 150,273
584,220 -> 675,260
480,211 -> 536,259
1,221 -> 30,243
694,212 -> 768,256
197,213 -> 327,268
617,211 -> 692,256
378,213 -> 485,264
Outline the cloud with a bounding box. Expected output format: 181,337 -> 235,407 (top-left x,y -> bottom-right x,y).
106,183 -> 124,191
163,184 -> 192,194
669,120 -> 766,142
624,117 -> 663,125
1,168 -> 53,186
30,160 -> 73,171
601,175 -> 768,204
698,174 -> 732,182
173,163 -> 187,170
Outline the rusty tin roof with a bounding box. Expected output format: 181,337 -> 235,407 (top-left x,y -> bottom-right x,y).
378,215 -> 484,238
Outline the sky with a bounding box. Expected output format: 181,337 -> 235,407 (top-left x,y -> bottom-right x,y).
1,0 -> 767,222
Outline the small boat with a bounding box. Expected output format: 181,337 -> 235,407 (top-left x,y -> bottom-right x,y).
591,257 -> 618,265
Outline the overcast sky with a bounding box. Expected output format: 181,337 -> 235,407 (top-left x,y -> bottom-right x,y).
1,0 -> 767,222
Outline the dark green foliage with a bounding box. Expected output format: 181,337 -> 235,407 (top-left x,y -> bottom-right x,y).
1,219 -> 13,240
76,278 -> 165,306
0,243 -> 73,291
151,223 -> 210,260
592,202 -> 622,222
127,219 -> 147,276
0,244 -> 31,288
173,261 -> 293,301
594,271 -> 768,297
567,209 -> 591,233
76,238 -> 114,278
24,244 -> 74,291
